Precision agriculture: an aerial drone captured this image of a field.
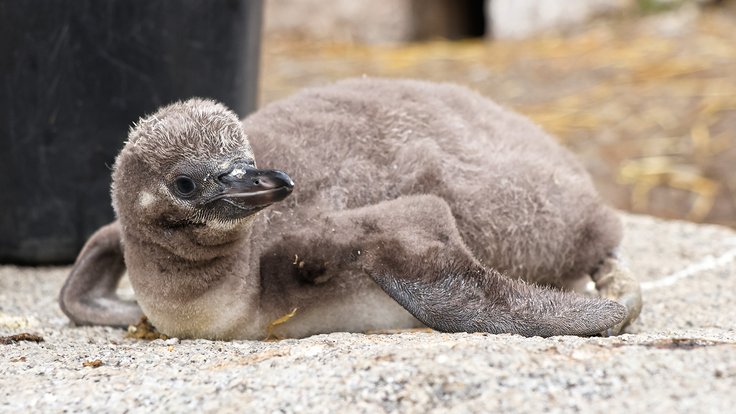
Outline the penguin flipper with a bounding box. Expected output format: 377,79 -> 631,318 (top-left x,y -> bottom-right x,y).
59,221 -> 143,328
280,195 -> 627,337
367,252 -> 627,337
345,196 -> 626,337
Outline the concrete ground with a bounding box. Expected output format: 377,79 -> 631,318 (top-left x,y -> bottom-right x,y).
0,213 -> 734,413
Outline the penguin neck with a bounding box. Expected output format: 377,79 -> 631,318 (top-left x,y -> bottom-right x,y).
120,219 -> 267,339
122,221 -> 259,297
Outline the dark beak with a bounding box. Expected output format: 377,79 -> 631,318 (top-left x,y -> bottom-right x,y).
213,163 -> 294,208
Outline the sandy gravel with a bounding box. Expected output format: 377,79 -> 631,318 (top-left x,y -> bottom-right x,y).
1,213 -> 735,413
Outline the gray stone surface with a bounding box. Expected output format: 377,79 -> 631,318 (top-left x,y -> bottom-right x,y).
1,213 -> 735,413
488,0 -> 633,39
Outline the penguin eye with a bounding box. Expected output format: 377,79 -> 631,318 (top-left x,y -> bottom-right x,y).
174,175 -> 197,197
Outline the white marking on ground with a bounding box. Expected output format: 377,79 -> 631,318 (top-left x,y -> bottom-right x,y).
642,237 -> 736,291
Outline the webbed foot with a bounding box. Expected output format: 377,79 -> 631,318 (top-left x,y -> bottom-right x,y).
593,255 -> 642,336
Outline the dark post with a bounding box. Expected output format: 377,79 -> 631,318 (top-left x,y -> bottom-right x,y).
0,0 -> 263,264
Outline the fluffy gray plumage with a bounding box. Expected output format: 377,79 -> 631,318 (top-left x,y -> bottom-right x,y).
60,78 -> 641,340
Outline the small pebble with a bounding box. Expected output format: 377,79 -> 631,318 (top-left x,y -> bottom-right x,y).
164,338 -> 180,345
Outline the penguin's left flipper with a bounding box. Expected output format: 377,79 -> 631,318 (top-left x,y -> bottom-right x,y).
364,240 -> 627,338
296,195 -> 627,337
59,221 -> 144,328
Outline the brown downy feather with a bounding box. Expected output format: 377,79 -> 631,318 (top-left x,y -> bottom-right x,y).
60,78 -> 629,339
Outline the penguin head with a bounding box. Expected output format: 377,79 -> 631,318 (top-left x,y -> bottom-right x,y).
111,99 -> 294,257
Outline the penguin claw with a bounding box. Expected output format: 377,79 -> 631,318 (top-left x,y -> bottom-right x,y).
594,257 -> 643,336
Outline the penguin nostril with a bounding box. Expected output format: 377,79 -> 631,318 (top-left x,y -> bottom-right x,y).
217,170 -> 233,184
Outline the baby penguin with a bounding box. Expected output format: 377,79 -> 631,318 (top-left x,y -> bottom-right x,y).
60,78 -> 641,339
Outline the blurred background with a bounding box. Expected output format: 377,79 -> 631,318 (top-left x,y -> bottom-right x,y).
1,0 -> 734,264
261,0 -> 736,229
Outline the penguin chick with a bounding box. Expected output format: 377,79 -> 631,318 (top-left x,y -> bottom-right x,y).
60,78 -> 640,339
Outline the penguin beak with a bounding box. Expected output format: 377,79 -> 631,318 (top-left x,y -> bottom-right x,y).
213,163 -> 294,207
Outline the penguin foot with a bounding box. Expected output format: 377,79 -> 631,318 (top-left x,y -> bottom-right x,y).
592,255 -> 642,336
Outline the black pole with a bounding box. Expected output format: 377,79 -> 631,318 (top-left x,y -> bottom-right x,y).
0,0 -> 263,264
